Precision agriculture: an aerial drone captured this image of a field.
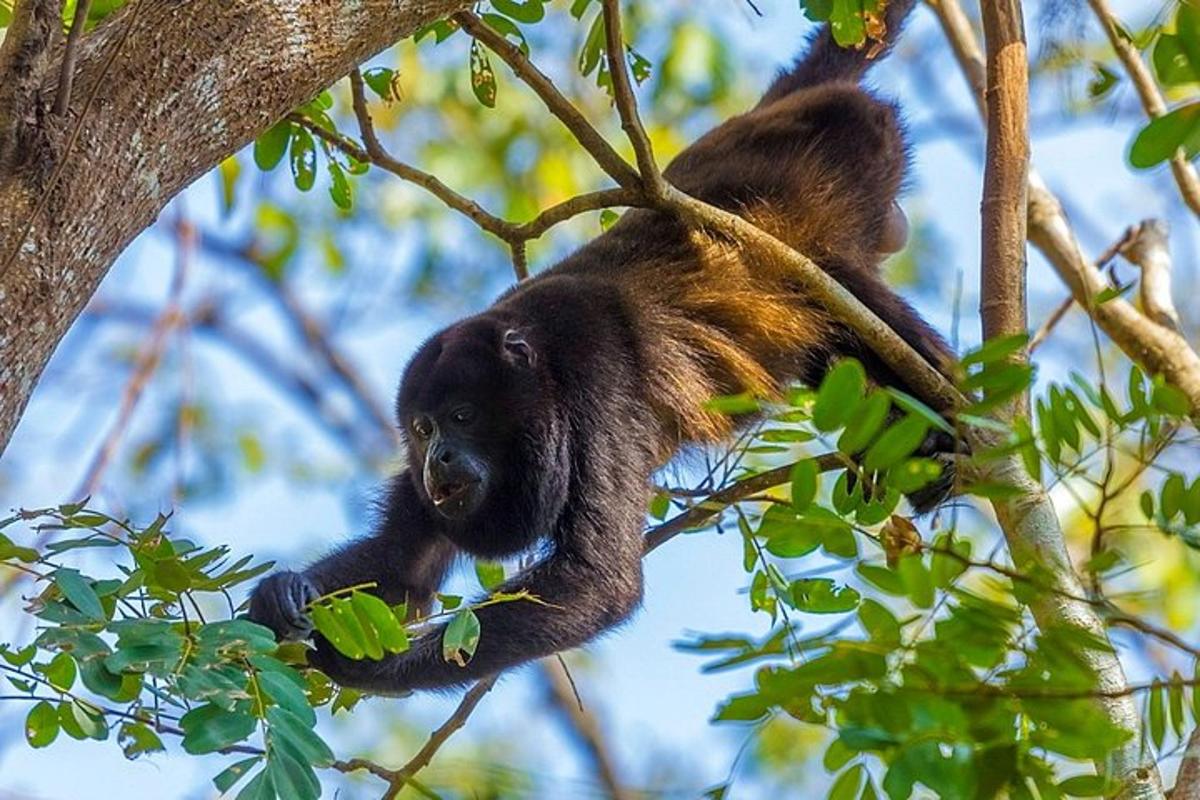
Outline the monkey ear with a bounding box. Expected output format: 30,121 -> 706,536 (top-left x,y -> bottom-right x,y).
502,329 -> 536,368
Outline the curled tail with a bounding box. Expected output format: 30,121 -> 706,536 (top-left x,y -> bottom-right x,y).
759,0 -> 916,105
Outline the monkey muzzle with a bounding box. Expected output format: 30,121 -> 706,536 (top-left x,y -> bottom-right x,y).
423,444 -> 486,519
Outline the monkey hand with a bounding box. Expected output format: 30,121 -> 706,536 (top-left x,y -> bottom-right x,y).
247,571 -> 319,643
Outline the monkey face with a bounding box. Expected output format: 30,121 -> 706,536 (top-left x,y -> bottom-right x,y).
397,317 -> 543,527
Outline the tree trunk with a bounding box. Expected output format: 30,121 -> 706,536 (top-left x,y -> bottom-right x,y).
0,0 -> 469,456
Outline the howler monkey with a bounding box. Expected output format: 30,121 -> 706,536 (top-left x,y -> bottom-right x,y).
248,0 -> 955,693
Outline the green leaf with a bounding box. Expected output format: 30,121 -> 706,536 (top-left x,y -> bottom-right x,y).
475,561 -> 506,591
214,756 -> 264,793
1088,63 -> 1119,98
180,704 -> 257,755
837,391 -> 891,455
42,652 -> 76,690
26,701 -> 60,748
898,555 -> 934,608
54,568 -> 106,620
600,209 -> 619,230
253,121 -> 291,171
828,0 -> 867,47
118,721 -> 164,759
829,764 -> 865,800
259,670 -> 315,726
1150,679 -> 1166,749
790,578 -> 860,614
1059,775 -> 1118,797
267,746 -> 320,800
863,415 -> 929,473
813,360 -> 866,432
327,160 -> 352,211
713,692 -> 770,722
443,609 -> 482,666
289,127 -> 316,191
790,460 -> 819,511
758,505 -> 821,558
1130,103 -> 1200,169
469,39 -> 498,108
1163,474 -> 1187,520
333,596 -> 382,660
482,11 -> 531,56
265,706 -> 335,768
858,599 -> 901,646
310,603 -> 364,660
349,591 -> 410,655
362,67 -> 400,101
235,767 -> 275,800
492,0 -> 544,23
856,563 -> 905,595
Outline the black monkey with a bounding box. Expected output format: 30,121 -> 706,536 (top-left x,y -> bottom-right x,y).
248,0 -> 955,693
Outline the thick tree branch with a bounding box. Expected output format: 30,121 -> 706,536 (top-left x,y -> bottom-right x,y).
0,0 -> 474,458
975,1 -> 1161,795
979,0 -> 1029,418
0,0 -> 60,167
1086,0 -> 1200,219
926,0 -> 1200,423
1176,727 -> 1200,800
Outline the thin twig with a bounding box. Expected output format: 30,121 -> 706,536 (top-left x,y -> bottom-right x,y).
644,454 -> 842,552
540,660 -> 633,800
1086,0 -> 1200,218
599,0 -> 662,193
54,0 -> 95,116
333,674 -> 498,799
451,11 -> 640,188
74,216 -> 194,498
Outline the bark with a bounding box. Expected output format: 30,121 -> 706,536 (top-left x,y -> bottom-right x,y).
0,0 -> 471,457
978,0 -> 1029,417
977,1 -> 1162,795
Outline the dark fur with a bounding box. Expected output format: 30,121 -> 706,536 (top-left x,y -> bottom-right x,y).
248,0 -> 954,693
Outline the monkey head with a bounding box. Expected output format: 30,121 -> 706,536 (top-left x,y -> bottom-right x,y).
396,315 -> 564,556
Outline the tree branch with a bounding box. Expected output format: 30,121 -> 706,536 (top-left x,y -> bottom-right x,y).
53,0 -> 94,116
0,0 -> 60,167
333,673 -> 498,799
1086,0 -> 1200,219
926,0 -> 1200,423
0,0 -> 474,458
599,0 -> 661,193
539,659 -> 633,800
451,10 -> 640,189
973,1 -> 1162,794
978,0 -> 1029,418
1175,726 -> 1200,800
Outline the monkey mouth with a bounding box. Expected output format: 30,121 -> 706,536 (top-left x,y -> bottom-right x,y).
429,480 -> 478,508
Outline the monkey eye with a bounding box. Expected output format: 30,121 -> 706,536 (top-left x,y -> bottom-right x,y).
411,415 -> 434,439
450,406 -> 476,425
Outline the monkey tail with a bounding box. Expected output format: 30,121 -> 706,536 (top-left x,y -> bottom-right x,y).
758,0 -> 916,105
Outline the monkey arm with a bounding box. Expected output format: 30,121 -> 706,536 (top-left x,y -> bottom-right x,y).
248,473 -> 456,641
309,462 -> 651,693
